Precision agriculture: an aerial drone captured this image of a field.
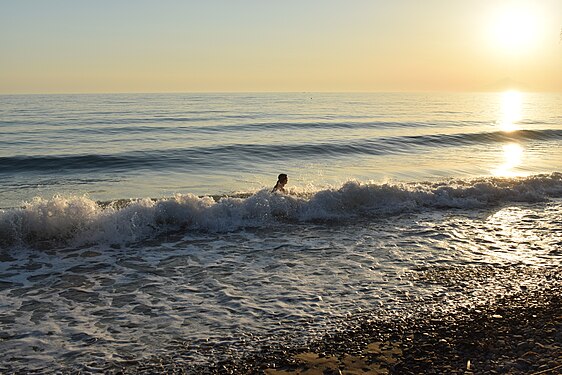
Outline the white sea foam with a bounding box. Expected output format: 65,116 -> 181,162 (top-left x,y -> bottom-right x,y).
1,173 -> 560,249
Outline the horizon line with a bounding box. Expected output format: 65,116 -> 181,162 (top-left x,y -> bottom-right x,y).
1,89 -> 560,96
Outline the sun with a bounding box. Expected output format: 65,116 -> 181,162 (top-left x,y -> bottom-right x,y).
489,5 -> 540,54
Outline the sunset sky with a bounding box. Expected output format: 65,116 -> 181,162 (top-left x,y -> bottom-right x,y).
1,0 -> 561,94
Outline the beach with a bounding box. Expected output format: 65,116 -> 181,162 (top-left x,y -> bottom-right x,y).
3,0 -> 562,372
126,266 -> 562,374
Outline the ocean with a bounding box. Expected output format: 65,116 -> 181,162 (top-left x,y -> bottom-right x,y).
0,92 -> 561,372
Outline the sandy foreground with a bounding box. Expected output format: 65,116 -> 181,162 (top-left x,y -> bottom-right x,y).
123,266 -> 561,374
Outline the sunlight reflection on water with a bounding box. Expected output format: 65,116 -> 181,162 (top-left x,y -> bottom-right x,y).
499,90 -> 522,132
492,142 -> 524,177
492,91 -> 526,177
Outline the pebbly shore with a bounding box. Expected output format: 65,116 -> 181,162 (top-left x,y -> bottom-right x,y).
120,265 -> 561,375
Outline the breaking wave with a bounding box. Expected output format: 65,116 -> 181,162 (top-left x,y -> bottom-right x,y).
1,173 -> 561,249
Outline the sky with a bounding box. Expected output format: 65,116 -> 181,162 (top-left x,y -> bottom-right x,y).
1,0 -> 561,94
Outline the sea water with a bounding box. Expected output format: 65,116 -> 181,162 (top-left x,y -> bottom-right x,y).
0,92 -> 561,372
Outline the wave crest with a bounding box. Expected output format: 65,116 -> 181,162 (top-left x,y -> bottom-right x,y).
1,173 -> 561,249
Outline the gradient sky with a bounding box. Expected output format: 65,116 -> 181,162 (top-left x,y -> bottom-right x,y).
1,0 -> 561,94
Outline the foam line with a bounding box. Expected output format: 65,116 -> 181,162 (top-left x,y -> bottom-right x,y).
1,173 -> 560,249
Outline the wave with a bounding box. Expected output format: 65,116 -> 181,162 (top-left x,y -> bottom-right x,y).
1,173 -> 561,249
2,129 -> 561,173
0,120 -> 465,141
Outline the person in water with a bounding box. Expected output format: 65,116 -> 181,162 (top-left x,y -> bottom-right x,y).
272,173 -> 288,193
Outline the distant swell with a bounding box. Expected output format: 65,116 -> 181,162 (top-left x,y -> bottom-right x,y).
1,173 -> 561,249
2,129 -> 561,173
0,119 -> 473,132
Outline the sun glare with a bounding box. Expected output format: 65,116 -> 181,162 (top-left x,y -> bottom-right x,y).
493,90 -> 528,176
490,5 -> 540,54
493,143 -> 524,177
499,90 -> 522,132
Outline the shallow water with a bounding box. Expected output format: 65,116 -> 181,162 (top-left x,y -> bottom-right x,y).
1,198 -> 561,372
0,92 -> 561,372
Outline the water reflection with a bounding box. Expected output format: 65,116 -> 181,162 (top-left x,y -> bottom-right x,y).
482,205 -> 546,264
492,91 -> 525,176
499,90 -> 522,132
493,143 -> 524,176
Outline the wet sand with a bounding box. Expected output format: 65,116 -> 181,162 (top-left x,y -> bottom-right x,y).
122,266 -> 561,374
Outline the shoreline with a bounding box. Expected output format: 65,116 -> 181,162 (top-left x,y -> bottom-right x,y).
218,269 -> 561,374
118,266 -> 562,374
1,266 -> 558,373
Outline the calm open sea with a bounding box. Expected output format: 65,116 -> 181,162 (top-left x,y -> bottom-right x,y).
0,92 -> 561,372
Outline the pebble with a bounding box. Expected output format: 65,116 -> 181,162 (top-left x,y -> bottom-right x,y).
111,266 -> 562,374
